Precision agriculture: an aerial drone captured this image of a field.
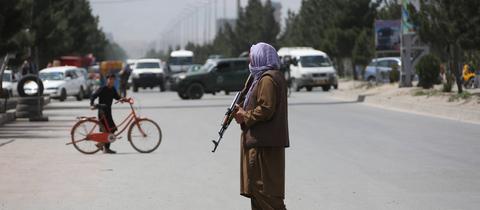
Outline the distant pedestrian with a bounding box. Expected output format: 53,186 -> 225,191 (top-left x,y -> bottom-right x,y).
119,64 -> 132,97
234,42 -> 289,210
21,57 -> 37,76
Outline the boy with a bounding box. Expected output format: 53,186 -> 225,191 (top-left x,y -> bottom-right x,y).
90,73 -> 126,154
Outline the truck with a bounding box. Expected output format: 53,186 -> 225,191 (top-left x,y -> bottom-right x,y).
131,58 -> 165,92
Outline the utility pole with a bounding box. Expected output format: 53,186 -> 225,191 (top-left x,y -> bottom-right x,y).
214,0 -> 217,35
400,0 -> 429,87
204,2 -> 208,44
237,0 -> 241,19
207,0 -> 211,43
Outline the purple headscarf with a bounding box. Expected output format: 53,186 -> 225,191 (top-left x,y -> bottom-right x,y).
243,42 -> 280,108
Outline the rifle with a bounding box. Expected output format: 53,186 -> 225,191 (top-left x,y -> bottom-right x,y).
211,74 -> 252,153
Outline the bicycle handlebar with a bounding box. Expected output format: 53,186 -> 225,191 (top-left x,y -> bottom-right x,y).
114,97 -> 134,105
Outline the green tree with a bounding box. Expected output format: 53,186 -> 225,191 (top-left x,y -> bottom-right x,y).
280,0 -> 380,77
377,0 -> 402,19
231,0 -> 280,55
352,29 -> 375,79
416,0 -> 480,93
0,0 -> 33,58
31,0 -> 114,67
104,41 -> 127,61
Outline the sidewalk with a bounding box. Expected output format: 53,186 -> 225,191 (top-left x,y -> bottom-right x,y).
0,99 -> 17,126
0,96 -> 51,126
330,80 -> 480,124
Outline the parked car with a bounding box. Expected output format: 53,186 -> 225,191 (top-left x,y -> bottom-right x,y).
2,70 -> 16,96
38,66 -> 87,101
131,58 -> 165,92
364,57 -> 402,83
278,47 -> 338,92
171,58 -> 249,99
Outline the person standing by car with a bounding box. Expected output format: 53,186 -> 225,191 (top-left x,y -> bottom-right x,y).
90,74 -> 126,154
119,64 -> 132,97
234,42 -> 289,210
21,56 -> 37,76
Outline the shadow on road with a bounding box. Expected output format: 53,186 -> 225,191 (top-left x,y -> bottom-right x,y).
0,139 -> 15,147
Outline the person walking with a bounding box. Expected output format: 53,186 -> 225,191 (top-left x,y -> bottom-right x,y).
90,74 -> 126,154
119,64 -> 132,97
234,42 -> 289,210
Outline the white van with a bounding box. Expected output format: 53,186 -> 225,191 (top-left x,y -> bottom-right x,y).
168,50 -> 194,74
278,47 -> 338,92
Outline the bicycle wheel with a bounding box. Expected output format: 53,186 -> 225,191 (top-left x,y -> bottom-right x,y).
128,118 -> 162,153
71,119 -> 102,154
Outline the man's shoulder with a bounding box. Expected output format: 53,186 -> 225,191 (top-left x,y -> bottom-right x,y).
261,70 -> 284,85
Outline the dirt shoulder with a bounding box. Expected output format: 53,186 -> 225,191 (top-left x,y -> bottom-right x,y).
330,79 -> 480,124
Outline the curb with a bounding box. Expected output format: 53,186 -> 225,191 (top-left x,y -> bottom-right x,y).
0,110 -> 16,126
332,92 -> 480,125
0,96 -> 50,127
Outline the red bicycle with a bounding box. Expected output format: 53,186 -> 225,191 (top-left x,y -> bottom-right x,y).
67,97 -> 162,154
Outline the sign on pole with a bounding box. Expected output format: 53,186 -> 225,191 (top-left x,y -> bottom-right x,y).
375,20 -> 401,52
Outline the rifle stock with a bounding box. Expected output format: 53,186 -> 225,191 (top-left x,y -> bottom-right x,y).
211,74 -> 252,153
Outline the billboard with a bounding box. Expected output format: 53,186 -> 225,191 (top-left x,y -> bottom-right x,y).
375,20 -> 401,52
401,0 -> 420,34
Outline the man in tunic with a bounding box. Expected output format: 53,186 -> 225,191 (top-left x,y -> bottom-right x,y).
234,42 -> 289,210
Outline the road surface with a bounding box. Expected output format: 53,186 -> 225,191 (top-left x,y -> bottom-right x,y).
0,89 -> 479,210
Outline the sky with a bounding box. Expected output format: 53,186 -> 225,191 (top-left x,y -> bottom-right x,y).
89,0 -> 302,57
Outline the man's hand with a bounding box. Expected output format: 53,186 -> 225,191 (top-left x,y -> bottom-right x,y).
116,97 -> 128,104
90,106 -> 96,110
234,104 -> 246,124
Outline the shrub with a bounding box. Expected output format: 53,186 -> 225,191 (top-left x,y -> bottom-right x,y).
416,54 -> 441,89
389,64 -> 400,83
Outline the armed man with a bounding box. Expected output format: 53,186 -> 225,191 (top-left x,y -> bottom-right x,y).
233,42 -> 289,210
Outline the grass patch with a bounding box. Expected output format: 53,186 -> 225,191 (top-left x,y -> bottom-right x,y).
448,91 -> 472,102
412,89 -> 441,97
413,90 -> 427,96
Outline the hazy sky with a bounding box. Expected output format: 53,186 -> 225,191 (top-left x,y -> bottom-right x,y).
89,0 -> 301,57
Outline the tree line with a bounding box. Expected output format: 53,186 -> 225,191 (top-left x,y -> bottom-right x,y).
0,0 -> 127,69
148,0 -> 400,78
414,0 -> 480,93
147,0 -> 480,90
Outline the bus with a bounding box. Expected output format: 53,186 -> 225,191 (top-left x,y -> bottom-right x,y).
168,50 -> 194,74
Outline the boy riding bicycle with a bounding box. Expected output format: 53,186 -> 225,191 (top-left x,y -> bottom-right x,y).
90,73 -> 127,154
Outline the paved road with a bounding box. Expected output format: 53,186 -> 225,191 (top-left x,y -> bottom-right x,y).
1,89 -> 479,210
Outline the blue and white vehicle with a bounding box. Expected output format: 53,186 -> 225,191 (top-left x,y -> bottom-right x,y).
364,57 -> 401,83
